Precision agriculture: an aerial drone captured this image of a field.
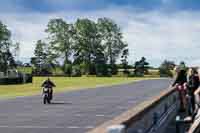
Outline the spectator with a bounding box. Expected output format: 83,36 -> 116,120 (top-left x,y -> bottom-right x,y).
194,68 -> 200,111
172,62 -> 187,112
187,68 -> 199,115
172,62 -> 187,86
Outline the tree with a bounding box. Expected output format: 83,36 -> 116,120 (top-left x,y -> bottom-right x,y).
134,57 -> 149,76
30,17 -> 129,76
94,47 -> 108,76
97,18 -> 128,74
0,21 -> 16,72
74,18 -> 101,75
159,60 -> 175,77
121,48 -> 129,74
46,18 -> 75,74
13,42 -> 20,59
32,40 -> 49,73
12,42 -> 21,67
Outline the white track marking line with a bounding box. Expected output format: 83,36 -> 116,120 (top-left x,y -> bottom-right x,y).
0,125 -> 93,129
116,106 -> 127,109
67,126 -> 80,129
84,126 -> 94,129
0,126 -> 65,129
74,114 -> 83,117
95,114 -> 105,117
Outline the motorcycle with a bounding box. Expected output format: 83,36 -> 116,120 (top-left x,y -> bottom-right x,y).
42,87 -> 52,104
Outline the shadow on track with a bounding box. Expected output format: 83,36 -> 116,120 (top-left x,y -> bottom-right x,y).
50,101 -> 72,105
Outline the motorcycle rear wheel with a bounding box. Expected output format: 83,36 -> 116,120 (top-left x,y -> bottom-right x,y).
47,98 -> 51,104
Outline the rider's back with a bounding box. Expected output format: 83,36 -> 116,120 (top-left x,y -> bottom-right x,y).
42,80 -> 56,88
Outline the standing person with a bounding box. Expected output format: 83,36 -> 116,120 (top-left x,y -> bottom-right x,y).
41,78 -> 56,100
194,68 -> 200,111
172,62 -> 187,111
187,68 -> 199,115
172,62 -> 187,86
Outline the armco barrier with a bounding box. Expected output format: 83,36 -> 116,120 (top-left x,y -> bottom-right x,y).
87,87 -> 179,133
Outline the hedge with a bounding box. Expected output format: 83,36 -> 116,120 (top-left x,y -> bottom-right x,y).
0,74 -> 32,85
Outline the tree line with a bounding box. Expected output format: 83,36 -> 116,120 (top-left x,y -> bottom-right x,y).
0,18 -> 177,77
31,18 -> 128,76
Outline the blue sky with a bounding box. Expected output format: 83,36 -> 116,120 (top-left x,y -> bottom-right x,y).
1,0 -> 200,66
2,0 -> 200,12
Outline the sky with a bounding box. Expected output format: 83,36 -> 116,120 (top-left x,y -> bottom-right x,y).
1,0 -> 200,67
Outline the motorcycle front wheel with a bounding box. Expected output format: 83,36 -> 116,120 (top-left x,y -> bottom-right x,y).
43,97 -> 47,104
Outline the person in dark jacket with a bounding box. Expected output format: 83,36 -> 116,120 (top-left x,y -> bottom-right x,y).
187,68 -> 200,115
172,62 -> 187,86
41,78 -> 56,100
172,62 -> 187,111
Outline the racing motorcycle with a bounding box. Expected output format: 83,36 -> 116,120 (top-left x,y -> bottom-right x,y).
42,87 -> 52,104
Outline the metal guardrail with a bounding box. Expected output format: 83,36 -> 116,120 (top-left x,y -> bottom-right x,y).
88,87 -> 179,133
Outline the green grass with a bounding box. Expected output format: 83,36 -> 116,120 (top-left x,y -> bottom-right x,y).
0,77 -> 158,99
17,67 -> 32,74
17,67 -> 64,74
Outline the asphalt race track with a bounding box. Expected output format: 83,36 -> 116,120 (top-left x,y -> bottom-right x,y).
0,79 -> 172,133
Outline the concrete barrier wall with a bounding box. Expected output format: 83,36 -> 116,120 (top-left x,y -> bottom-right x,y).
187,110 -> 200,133
125,87 -> 179,133
88,87 -> 179,133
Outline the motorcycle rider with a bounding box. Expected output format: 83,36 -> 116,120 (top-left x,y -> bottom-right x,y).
41,78 -> 56,100
172,62 -> 187,111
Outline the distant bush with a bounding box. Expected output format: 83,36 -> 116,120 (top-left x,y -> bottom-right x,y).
0,74 -> 32,85
96,64 -> 110,77
159,68 -> 173,77
32,68 -> 52,76
159,60 -> 174,77
71,65 -> 82,77
128,72 -> 136,77
62,64 -> 72,76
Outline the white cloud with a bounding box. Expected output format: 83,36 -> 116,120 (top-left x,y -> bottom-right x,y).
1,7 -> 200,66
